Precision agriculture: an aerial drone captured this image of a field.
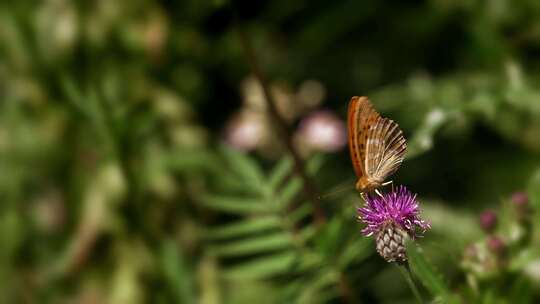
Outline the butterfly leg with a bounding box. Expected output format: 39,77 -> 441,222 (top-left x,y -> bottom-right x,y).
375,189 -> 384,198
360,192 -> 367,202
382,180 -> 394,192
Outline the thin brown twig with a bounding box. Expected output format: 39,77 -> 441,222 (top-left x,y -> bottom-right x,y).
235,25 -> 326,227
235,18 -> 356,304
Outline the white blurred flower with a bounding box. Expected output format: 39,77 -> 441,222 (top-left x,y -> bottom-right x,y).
152,88 -> 193,122
525,259 -> 540,284
170,125 -> 208,148
84,0 -> 121,47
241,76 -> 266,111
35,0 -> 78,58
224,110 -> 268,152
426,108 -> 446,125
296,110 -> 346,152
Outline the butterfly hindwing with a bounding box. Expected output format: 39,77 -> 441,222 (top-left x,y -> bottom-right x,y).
365,117 -> 406,181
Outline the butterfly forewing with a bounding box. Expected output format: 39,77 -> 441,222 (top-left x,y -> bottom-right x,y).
348,97 -> 380,179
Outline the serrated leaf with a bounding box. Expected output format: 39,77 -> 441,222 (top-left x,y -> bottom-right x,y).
276,177 -> 302,207
222,251 -> 296,280
199,194 -> 271,214
296,252 -> 324,272
289,203 -> 313,223
211,233 -> 292,257
221,146 -> 265,190
338,237 -> 373,269
161,240 -> 195,304
315,217 -> 343,256
204,216 -> 281,240
61,76 -> 88,115
163,149 -> 220,173
297,269 -> 339,304
306,153 -> 325,174
406,242 -> 458,303
299,225 -> 317,242
268,157 -> 293,192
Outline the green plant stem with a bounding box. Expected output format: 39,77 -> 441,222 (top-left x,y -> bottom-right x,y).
398,263 -> 423,304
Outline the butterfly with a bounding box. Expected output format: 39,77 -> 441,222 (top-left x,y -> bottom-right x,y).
348,96 -> 407,194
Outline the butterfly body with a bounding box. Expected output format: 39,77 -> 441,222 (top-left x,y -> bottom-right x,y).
348,96 -> 407,193
356,176 -> 382,193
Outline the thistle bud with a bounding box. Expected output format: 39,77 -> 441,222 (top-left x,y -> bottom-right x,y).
358,186 -> 430,263
511,192 -> 528,206
487,236 -> 506,257
375,222 -> 408,263
511,192 -> 531,223
479,209 -> 497,233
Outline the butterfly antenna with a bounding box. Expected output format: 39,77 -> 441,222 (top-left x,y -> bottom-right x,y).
318,180 -> 355,201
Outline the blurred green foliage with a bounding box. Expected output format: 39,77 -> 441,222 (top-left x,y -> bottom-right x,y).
1,0 -> 540,303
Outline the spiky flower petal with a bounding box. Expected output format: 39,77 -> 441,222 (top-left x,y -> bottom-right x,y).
357,186 -> 430,262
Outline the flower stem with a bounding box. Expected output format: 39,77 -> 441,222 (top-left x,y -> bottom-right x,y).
398,263 -> 423,304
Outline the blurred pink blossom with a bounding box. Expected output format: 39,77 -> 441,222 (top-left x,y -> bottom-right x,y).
297,110 -> 346,152
224,110 -> 267,151
479,209 -> 497,233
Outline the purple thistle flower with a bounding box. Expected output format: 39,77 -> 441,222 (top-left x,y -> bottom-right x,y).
358,186 -> 431,237
357,186 -> 430,262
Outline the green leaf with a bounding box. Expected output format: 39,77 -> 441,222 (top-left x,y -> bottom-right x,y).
527,167 -> 540,210
509,275 -> 532,304
509,247 -> 540,271
296,251 -> 324,272
289,203 -> 313,223
299,224 -> 317,242
338,237 -> 373,269
276,177 -> 303,207
221,146 -> 265,190
481,288 -> 497,304
222,251 -> 296,280
61,76 -> 88,115
164,149 -> 220,173
406,242 -> 458,303
199,194 -> 272,214
204,216 -> 281,240
211,233 -> 292,257
160,240 -> 195,304
315,217 -> 343,256
297,269 -> 339,304
306,153 -> 325,174
268,157 -> 293,192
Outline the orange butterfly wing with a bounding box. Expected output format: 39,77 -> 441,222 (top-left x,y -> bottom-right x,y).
347,96 -> 380,180
348,96 -> 407,191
